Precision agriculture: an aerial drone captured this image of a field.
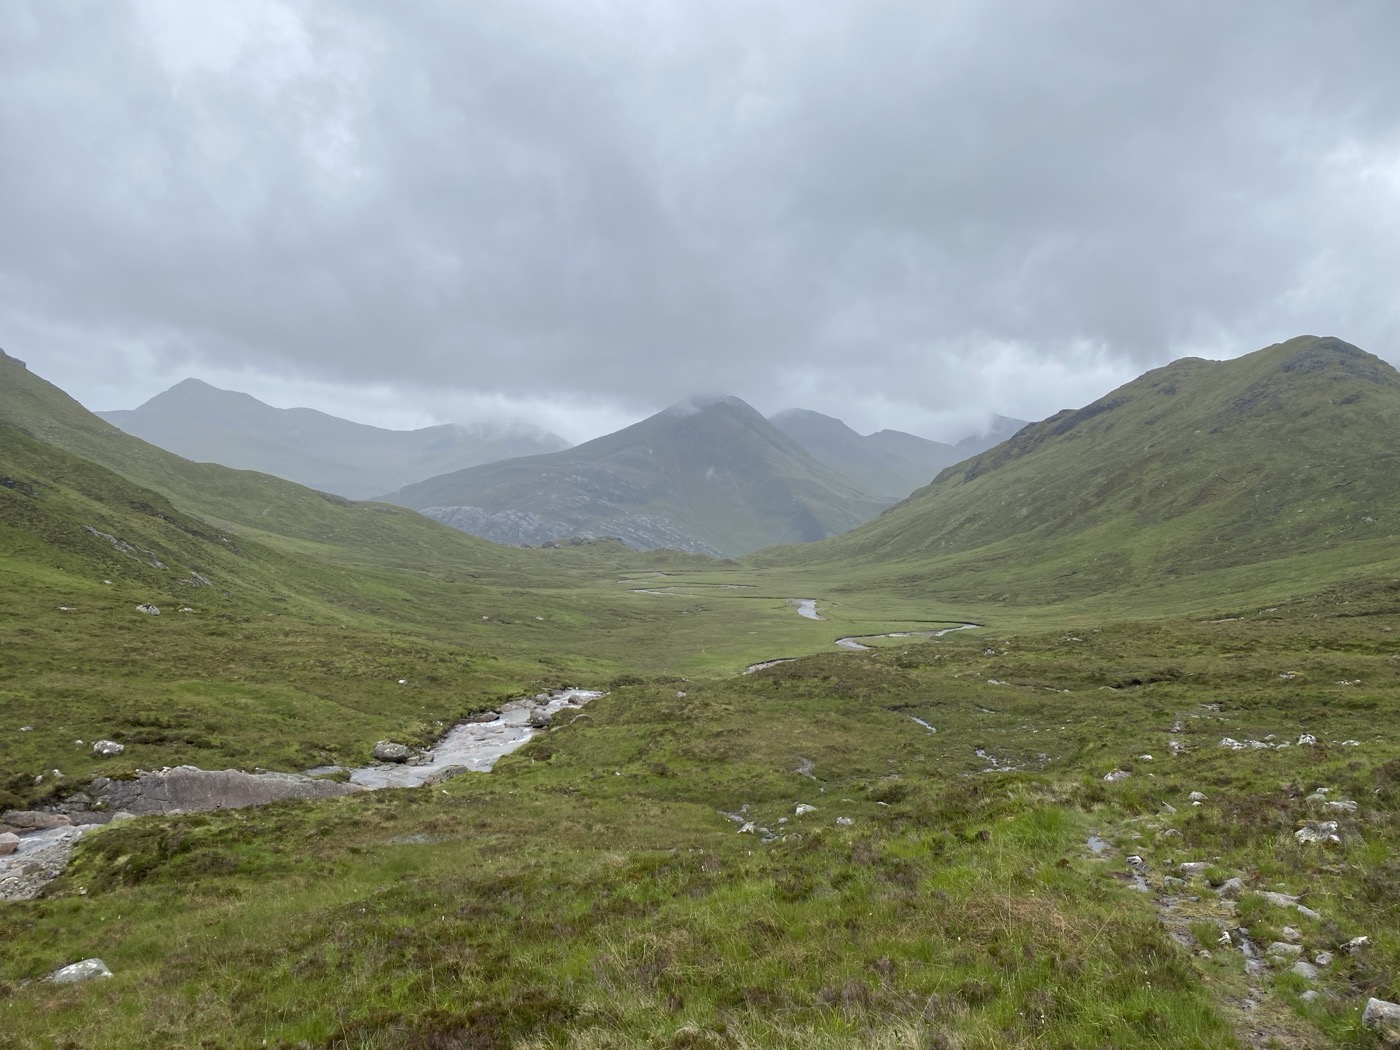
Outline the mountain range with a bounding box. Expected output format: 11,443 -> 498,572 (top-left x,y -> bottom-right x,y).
384,395 -> 891,557
96,379 -> 1026,557
98,379 -> 568,501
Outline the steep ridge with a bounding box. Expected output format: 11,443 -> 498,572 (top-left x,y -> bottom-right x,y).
764,337 -> 1400,603
99,379 -> 568,500
769,409 -> 959,499
385,396 -> 890,556
0,350 -> 534,579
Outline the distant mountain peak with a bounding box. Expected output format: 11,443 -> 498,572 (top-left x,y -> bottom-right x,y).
664,394 -> 752,417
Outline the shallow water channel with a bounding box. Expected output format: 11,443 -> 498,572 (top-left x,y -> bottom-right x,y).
345,688 -> 604,788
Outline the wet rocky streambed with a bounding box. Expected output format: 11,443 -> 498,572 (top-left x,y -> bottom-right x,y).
0,688 -> 602,901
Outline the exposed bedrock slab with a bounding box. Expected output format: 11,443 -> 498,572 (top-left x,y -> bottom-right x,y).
90,766 -> 365,815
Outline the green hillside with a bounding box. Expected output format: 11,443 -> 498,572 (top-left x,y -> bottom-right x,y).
770,408 -> 959,500
388,395 -> 890,556
763,336 -> 1400,612
99,378 -> 568,500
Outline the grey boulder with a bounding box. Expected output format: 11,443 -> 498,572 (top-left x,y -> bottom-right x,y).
1362,998 -> 1400,1041
372,741 -> 412,763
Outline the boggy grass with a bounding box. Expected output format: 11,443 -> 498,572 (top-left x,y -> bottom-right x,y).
4,612 -> 1398,1047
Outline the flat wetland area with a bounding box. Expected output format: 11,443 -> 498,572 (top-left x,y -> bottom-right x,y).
3,551 -> 1399,1048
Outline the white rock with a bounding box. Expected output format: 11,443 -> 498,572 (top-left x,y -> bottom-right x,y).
1345,936 -> 1370,954
737,822 -> 756,834
1290,960 -> 1320,981
1218,737 -> 1246,750
1325,800 -> 1358,813
1177,861 -> 1208,877
794,803 -> 817,816
1297,733 -> 1317,746
835,816 -> 854,826
135,604 -> 160,616
1280,926 -> 1302,943
1188,791 -> 1208,802
1266,942 -> 1303,959
1300,990 -> 1321,1003
46,959 -> 113,984
1295,821 -> 1341,846
1314,951 -> 1334,967
91,740 -> 124,757
1103,769 -> 1132,782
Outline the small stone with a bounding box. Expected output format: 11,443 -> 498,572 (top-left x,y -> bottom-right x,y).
1216,877 -> 1245,899
1126,854 -> 1147,869
1103,769 -> 1132,782
794,803 -> 817,816
19,726 -> 33,732
835,816 -> 854,826
1297,733 -> 1317,746
1362,998 -> 1400,1041
1345,936 -> 1370,954
1314,951 -> 1333,967
371,741 -> 411,763
1290,961 -> 1320,981
1300,990 -> 1321,1004
135,603 -> 160,616
1138,754 -> 1153,761
0,832 -> 18,856
1188,791 -> 1208,802
1178,861 -> 1208,877
1266,942 -> 1303,959
1218,737 -> 1246,750
1280,926 -> 1302,944
527,709 -> 554,728
1325,800 -> 1358,813
46,958 -> 113,984
92,740 -> 124,757
737,822 -> 755,834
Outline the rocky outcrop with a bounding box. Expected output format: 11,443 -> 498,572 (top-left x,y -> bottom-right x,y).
89,766 -> 364,815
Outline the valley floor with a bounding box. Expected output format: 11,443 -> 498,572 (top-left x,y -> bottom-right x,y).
4,576 -> 1398,1048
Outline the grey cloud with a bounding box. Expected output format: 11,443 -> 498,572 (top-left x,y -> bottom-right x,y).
3,0 -> 1399,438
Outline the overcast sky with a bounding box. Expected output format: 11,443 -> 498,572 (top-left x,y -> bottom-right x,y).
4,1 -> 1399,444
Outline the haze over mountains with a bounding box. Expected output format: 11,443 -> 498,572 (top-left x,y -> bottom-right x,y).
98,379 -> 569,501
385,395 -> 891,557
96,379 -> 1027,557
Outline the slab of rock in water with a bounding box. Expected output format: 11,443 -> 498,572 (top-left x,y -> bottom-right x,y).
90,766 -> 365,815
0,825 -> 90,901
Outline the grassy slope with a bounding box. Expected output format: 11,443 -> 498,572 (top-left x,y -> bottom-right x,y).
759,336 -> 1400,617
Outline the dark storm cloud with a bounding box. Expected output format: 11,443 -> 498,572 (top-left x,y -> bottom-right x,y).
3,0 -> 1399,437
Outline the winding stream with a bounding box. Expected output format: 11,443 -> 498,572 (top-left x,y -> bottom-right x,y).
836,623 -> 980,650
